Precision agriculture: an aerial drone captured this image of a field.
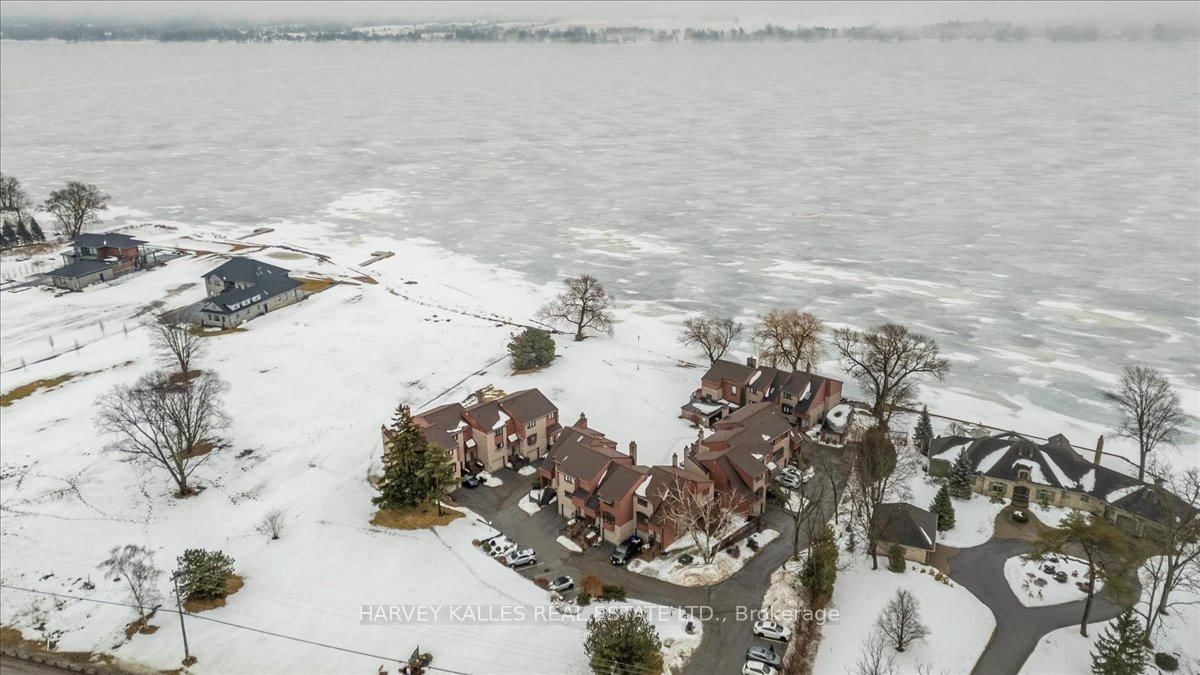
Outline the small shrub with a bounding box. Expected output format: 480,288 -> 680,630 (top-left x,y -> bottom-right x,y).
576,592 -> 592,606
508,328 -> 556,370
886,544 -> 907,573
601,585 -> 626,601
747,537 -> 760,552
1155,653 -> 1179,672
175,549 -> 235,602
582,575 -> 604,597
726,545 -> 741,559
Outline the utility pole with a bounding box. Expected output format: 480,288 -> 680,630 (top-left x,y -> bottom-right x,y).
172,573 -> 194,666
636,333 -> 641,371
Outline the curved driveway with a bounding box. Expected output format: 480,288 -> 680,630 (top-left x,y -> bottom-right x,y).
947,537 -> 1127,675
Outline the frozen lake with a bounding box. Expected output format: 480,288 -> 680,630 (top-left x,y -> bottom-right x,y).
2,40 -> 1198,446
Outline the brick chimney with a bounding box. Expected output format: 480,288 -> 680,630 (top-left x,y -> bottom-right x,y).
1094,435 -> 1104,465
629,441 -> 638,464
576,412 -> 588,429
746,355 -> 758,368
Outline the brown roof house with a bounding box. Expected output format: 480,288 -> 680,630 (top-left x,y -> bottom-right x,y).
632,462 -> 715,550
682,402 -> 798,518
929,431 -> 1195,538
538,414 -> 640,544
872,502 -> 938,565
403,389 -> 560,477
45,232 -> 160,291
681,356 -> 843,432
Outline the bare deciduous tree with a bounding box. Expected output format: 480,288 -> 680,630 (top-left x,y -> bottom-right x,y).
849,427 -> 917,570
0,172 -> 32,215
753,309 -> 823,371
1135,466 -> 1200,644
660,480 -> 748,563
833,324 -> 950,427
679,316 -> 743,364
147,311 -> 206,376
852,632 -> 898,675
258,509 -> 287,541
97,370 -> 229,497
98,544 -> 162,619
877,588 -> 929,652
42,181 -> 109,239
537,273 -> 615,341
1102,365 -> 1187,482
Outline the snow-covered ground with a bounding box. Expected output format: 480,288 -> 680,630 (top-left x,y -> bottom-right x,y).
814,555 -> 995,674
628,529 -> 779,587
0,220 -> 702,673
1022,558 -> 1200,675
1004,555 -> 1101,608
906,473 -> 1003,548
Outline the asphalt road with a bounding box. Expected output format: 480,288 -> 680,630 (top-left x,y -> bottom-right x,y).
454,459 -> 842,675
947,537 -> 1127,675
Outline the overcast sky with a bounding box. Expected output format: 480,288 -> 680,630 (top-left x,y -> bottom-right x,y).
3,1 -> 1197,28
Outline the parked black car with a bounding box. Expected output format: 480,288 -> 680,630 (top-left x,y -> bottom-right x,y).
610,535 -> 644,565
461,475 -> 481,489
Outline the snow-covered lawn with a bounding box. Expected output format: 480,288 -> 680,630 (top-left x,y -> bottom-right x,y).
1004,554 -> 1100,607
906,473 -> 1003,548
628,529 -> 779,587
517,465 -> 537,476
478,471 -> 504,487
0,220 -> 703,673
814,555 -> 995,675
1022,559 -> 1200,675
518,490 -> 544,516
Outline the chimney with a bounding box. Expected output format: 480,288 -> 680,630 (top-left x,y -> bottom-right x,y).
576,412 -> 588,429
1094,435 -> 1104,465
671,452 -> 678,467
805,361 -> 813,373
746,356 -> 757,368
629,441 -> 638,464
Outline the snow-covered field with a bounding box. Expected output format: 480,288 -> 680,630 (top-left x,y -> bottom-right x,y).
627,529 -> 779,587
1022,564 -> 1199,675
0,220 -> 702,673
1004,555 -> 1101,608
814,555 -> 995,674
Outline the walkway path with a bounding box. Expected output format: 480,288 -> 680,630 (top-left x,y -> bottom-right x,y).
947,537 -> 1126,675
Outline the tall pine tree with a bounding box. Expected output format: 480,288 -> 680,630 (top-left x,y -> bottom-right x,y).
947,449 -> 975,499
373,405 -> 428,511
930,484 -> 956,531
1091,611 -> 1146,675
14,217 -> 31,244
418,438 -> 457,515
29,217 -> 45,242
1,220 -> 16,249
912,406 -> 934,455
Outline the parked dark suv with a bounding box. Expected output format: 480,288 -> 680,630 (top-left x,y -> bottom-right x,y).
610,535 -> 644,565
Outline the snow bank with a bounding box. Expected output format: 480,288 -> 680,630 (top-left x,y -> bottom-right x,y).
628,529 -> 779,587
556,536 -> 583,553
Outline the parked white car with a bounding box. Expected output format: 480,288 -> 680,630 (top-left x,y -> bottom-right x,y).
742,659 -> 779,675
547,575 -> 574,592
505,548 -> 537,568
753,619 -> 792,642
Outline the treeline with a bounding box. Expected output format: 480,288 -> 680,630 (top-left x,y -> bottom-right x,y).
1,18 -> 1196,43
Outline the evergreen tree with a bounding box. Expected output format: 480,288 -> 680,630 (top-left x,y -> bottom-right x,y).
930,484 -> 956,531
14,217 -> 32,244
29,217 -> 45,242
1,220 -> 16,249
174,548 -> 235,602
507,327 -> 556,370
1091,611 -> 1147,675
418,439 -> 457,515
373,405 -> 427,511
584,610 -> 663,675
947,449 -> 975,499
913,406 -> 934,455
799,523 -> 839,607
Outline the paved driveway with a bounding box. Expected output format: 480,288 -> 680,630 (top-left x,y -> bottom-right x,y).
453,467 -> 838,675
947,537 -> 1127,675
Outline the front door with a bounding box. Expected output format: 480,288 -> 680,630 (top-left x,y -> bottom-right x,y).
1013,485 -> 1030,507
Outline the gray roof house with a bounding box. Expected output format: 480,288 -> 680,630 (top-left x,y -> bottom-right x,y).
929,431 -> 1195,537
198,257 -> 304,328
873,502 -> 938,564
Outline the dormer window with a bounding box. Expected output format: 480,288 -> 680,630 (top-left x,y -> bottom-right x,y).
1018,469 -> 1030,481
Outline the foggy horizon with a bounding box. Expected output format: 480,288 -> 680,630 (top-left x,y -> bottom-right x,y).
2,0 -> 1197,29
